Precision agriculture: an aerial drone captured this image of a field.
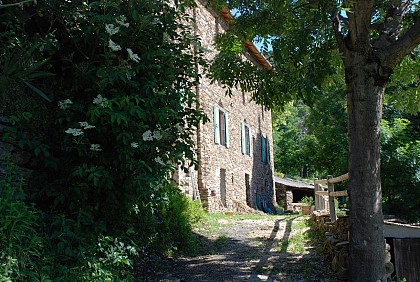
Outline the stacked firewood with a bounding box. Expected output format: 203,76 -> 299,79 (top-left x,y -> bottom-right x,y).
312,214 -> 394,281
331,216 -> 349,241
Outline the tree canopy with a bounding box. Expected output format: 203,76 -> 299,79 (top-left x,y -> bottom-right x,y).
209,0 -> 419,280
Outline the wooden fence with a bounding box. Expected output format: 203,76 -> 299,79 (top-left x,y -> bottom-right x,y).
314,173 -> 348,222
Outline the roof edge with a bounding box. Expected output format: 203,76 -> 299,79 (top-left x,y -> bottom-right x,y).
220,8 -> 272,70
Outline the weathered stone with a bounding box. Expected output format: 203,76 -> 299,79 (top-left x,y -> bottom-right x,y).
176,2 -> 275,213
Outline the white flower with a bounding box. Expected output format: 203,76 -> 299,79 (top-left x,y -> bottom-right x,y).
93,94 -> 108,107
108,39 -> 121,51
78,121 -> 95,129
131,142 -> 139,148
105,24 -> 119,35
58,99 -> 73,110
116,16 -> 129,28
65,128 -> 83,136
93,94 -> 104,104
164,1 -> 176,9
127,48 -> 140,62
142,130 -> 153,141
153,130 -> 162,140
152,18 -> 161,26
154,157 -> 165,165
132,204 -> 139,214
90,144 -> 102,151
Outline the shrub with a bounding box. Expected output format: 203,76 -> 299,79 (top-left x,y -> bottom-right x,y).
0,159 -> 51,281
1,0 -> 206,280
299,196 -> 315,206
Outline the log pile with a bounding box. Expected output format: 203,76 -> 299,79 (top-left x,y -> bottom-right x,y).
311,213 -> 394,281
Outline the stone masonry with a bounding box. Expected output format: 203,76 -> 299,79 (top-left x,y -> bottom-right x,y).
176,1 -> 275,213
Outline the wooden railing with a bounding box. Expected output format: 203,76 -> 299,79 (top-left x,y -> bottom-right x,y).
314,173 -> 348,222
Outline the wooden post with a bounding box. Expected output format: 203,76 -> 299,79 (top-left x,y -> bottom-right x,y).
314,178 -> 319,211
328,175 -> 337,222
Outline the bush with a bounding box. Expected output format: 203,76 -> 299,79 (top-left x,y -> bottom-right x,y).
299,196 -> 314,206
1,0 -> 207,280
145,183 -> 205,256
0,160 -> 51,281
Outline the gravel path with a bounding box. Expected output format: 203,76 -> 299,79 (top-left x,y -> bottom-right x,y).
138,215 -> 337,282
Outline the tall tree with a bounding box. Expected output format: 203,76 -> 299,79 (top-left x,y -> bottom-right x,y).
209,0 -> 420,280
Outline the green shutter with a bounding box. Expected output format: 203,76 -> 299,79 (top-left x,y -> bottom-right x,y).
225,112 -> 229,148
266,138 -> 270,163
261,134 -> 266,163
241,122 -> 245,154
248,127 -> 252,156
214,105 -> 220,144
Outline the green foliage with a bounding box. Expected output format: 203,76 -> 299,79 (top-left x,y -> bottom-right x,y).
1,0 -> 207,280
209,0 -> 338,110
0,159 -> 51,281
272,102 -> 311,177
274,96 -> 419,222
381,108 -> 420,223
81,235 -> 137,282
273,85 -> 348,179
299,196 -> 314,206
386,47 -> 420,114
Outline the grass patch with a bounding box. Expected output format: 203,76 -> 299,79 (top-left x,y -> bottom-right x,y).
196,213 -> 284,238
214,234 -> 228,247
278,216 -> 327,255
278,216 -> 310,254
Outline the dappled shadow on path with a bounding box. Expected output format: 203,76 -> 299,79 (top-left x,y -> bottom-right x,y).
247,215 -> 299,281
136,215 -> 336,282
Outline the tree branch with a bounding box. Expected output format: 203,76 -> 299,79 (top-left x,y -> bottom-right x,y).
352,0 -> 375,48
373,0 -> 412,49
0,0 -> 35,8
380,18 -> 420,69
332,4 -> 345,53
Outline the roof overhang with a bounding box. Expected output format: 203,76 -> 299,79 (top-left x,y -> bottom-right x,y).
274,176 -> 314,190
220,8 -> 272,70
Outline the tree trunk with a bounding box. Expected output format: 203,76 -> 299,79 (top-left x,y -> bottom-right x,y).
345,49 -> 386,281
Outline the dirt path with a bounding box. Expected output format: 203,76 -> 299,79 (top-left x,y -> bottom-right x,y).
139,214 -> 337,282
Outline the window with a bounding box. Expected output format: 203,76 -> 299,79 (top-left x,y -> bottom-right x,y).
214,105 -> 229,148
261,134 -> 270,164
241,122 -> 252,156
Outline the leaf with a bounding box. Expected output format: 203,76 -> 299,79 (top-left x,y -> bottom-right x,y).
21,80 -> 52,102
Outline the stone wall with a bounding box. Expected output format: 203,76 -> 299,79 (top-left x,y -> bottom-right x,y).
177,1 -> 275,213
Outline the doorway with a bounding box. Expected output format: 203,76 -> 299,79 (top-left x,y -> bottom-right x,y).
220,168 -> 227,207
245,173 -> 251,206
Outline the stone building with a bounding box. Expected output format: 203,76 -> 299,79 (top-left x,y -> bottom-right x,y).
175,1 -> 275,212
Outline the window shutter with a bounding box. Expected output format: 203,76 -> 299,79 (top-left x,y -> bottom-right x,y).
261,134 -> 266,163
266,138 -> 270,163
225,112 -> 230,148
241,122 -> 245,154
214,105 -> 220,144
248,127 -> 252,156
